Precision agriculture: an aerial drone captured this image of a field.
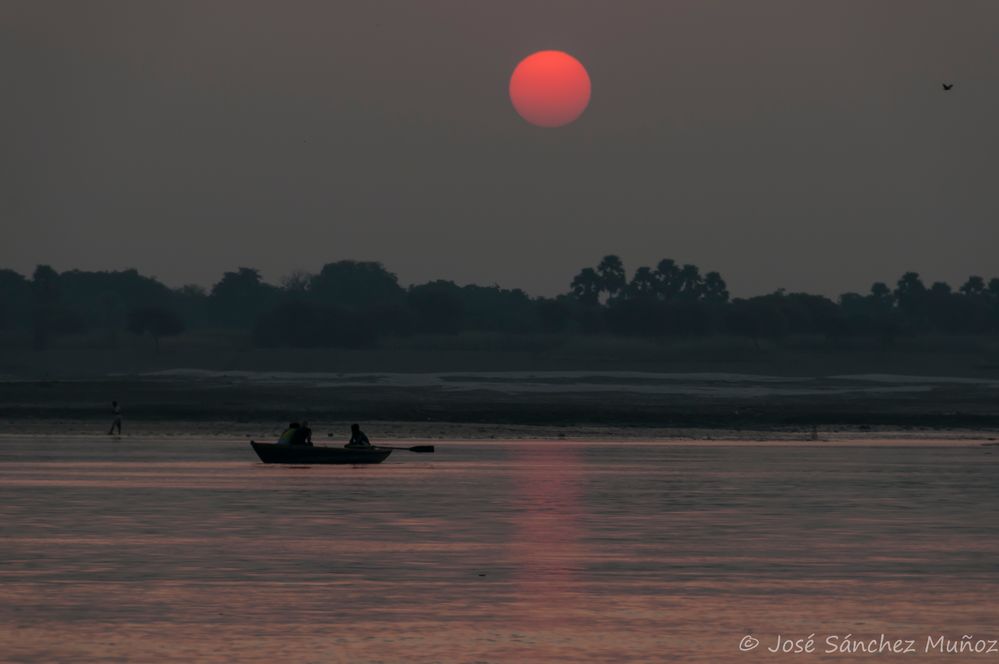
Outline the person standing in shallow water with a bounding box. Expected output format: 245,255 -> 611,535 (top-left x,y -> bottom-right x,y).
108,401 -> 122,436
345,423 -> 371,448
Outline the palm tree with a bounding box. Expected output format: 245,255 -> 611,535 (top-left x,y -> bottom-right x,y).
654,259 -> 683,302
894,272 -> 926,309
678,264 -> 704,299
570,268 -> 602,305
596,255 -> 627,299
627,267 -> 659,299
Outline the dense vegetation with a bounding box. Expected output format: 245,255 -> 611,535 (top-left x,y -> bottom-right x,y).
1,257 -> 998,350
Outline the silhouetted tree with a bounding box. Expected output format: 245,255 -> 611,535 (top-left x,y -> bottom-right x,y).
56,269 -> 172,339
870,282 -> 894,308
894,272 -> 926,308
210,267 -> 275,325
309,261 -> 404,309
626,266 -> 659,300
839,283 -> 904,346
892,271 -> 930,331
408,281 -> 465,334
0,269 -> 31,331
3,259 -> 999,350
701,271 -> 729,303
128,306 -> 185,352
281,270 -> 312,294
654,259 -> 684,301
727,298 -> 780,348
677,264 -> 703,300
252,300 -> 375,348
32,265 -> 59,303
929,281 -> 951,296
536,297 -> 573,333
960,276 -> 985,297
172,284 -> 210,332
453,284 -> 535,333
596,255 -> 627,299
777,292 -> 842,336
31,265 -> 61,349
96,291 -> 125,348
570,267 -> 602,305
605,297 -> 667,336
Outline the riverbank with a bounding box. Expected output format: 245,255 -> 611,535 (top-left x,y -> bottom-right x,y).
2,370 -> 997,436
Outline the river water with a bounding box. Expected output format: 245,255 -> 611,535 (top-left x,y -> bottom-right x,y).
1,436 -> 997,662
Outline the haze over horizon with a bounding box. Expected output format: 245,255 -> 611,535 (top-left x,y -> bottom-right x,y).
3,1 -> 997,297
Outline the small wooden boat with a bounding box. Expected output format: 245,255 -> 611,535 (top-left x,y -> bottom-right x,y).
250,441 -> 393,465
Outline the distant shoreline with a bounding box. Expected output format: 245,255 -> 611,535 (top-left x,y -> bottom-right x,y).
0,419 -> 995,445
2,370 -> 997,437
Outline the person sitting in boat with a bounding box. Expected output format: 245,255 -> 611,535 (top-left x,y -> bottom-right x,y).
345,423 -> 372,449
298,421 -> 313,446
278,422 -> 302,445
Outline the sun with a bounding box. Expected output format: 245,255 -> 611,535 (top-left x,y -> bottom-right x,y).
509,50 -> 591,128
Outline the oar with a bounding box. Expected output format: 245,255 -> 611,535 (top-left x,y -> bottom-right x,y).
377,444 -> 435,454
326,432 -> 434,454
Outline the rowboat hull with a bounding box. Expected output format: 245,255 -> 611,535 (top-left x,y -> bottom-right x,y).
250,441 -> 392,465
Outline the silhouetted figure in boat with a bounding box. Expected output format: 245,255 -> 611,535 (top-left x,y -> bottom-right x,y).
277,422 -> 298,445
107,401 -> 122,436
277,421 -> 313,446
277,421 -> 311,446
345,423 -> 372,449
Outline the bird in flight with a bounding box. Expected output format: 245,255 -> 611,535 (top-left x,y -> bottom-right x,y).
942,83 -> 954,91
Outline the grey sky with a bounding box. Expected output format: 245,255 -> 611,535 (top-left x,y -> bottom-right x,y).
2,1 -> 997,297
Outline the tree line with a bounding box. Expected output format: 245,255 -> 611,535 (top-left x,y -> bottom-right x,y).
1,257 -> 997,350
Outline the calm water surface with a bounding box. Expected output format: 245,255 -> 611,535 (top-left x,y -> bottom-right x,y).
1,436 -> 997,662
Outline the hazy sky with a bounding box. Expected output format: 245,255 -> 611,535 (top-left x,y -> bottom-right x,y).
2,1 -> 997,297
